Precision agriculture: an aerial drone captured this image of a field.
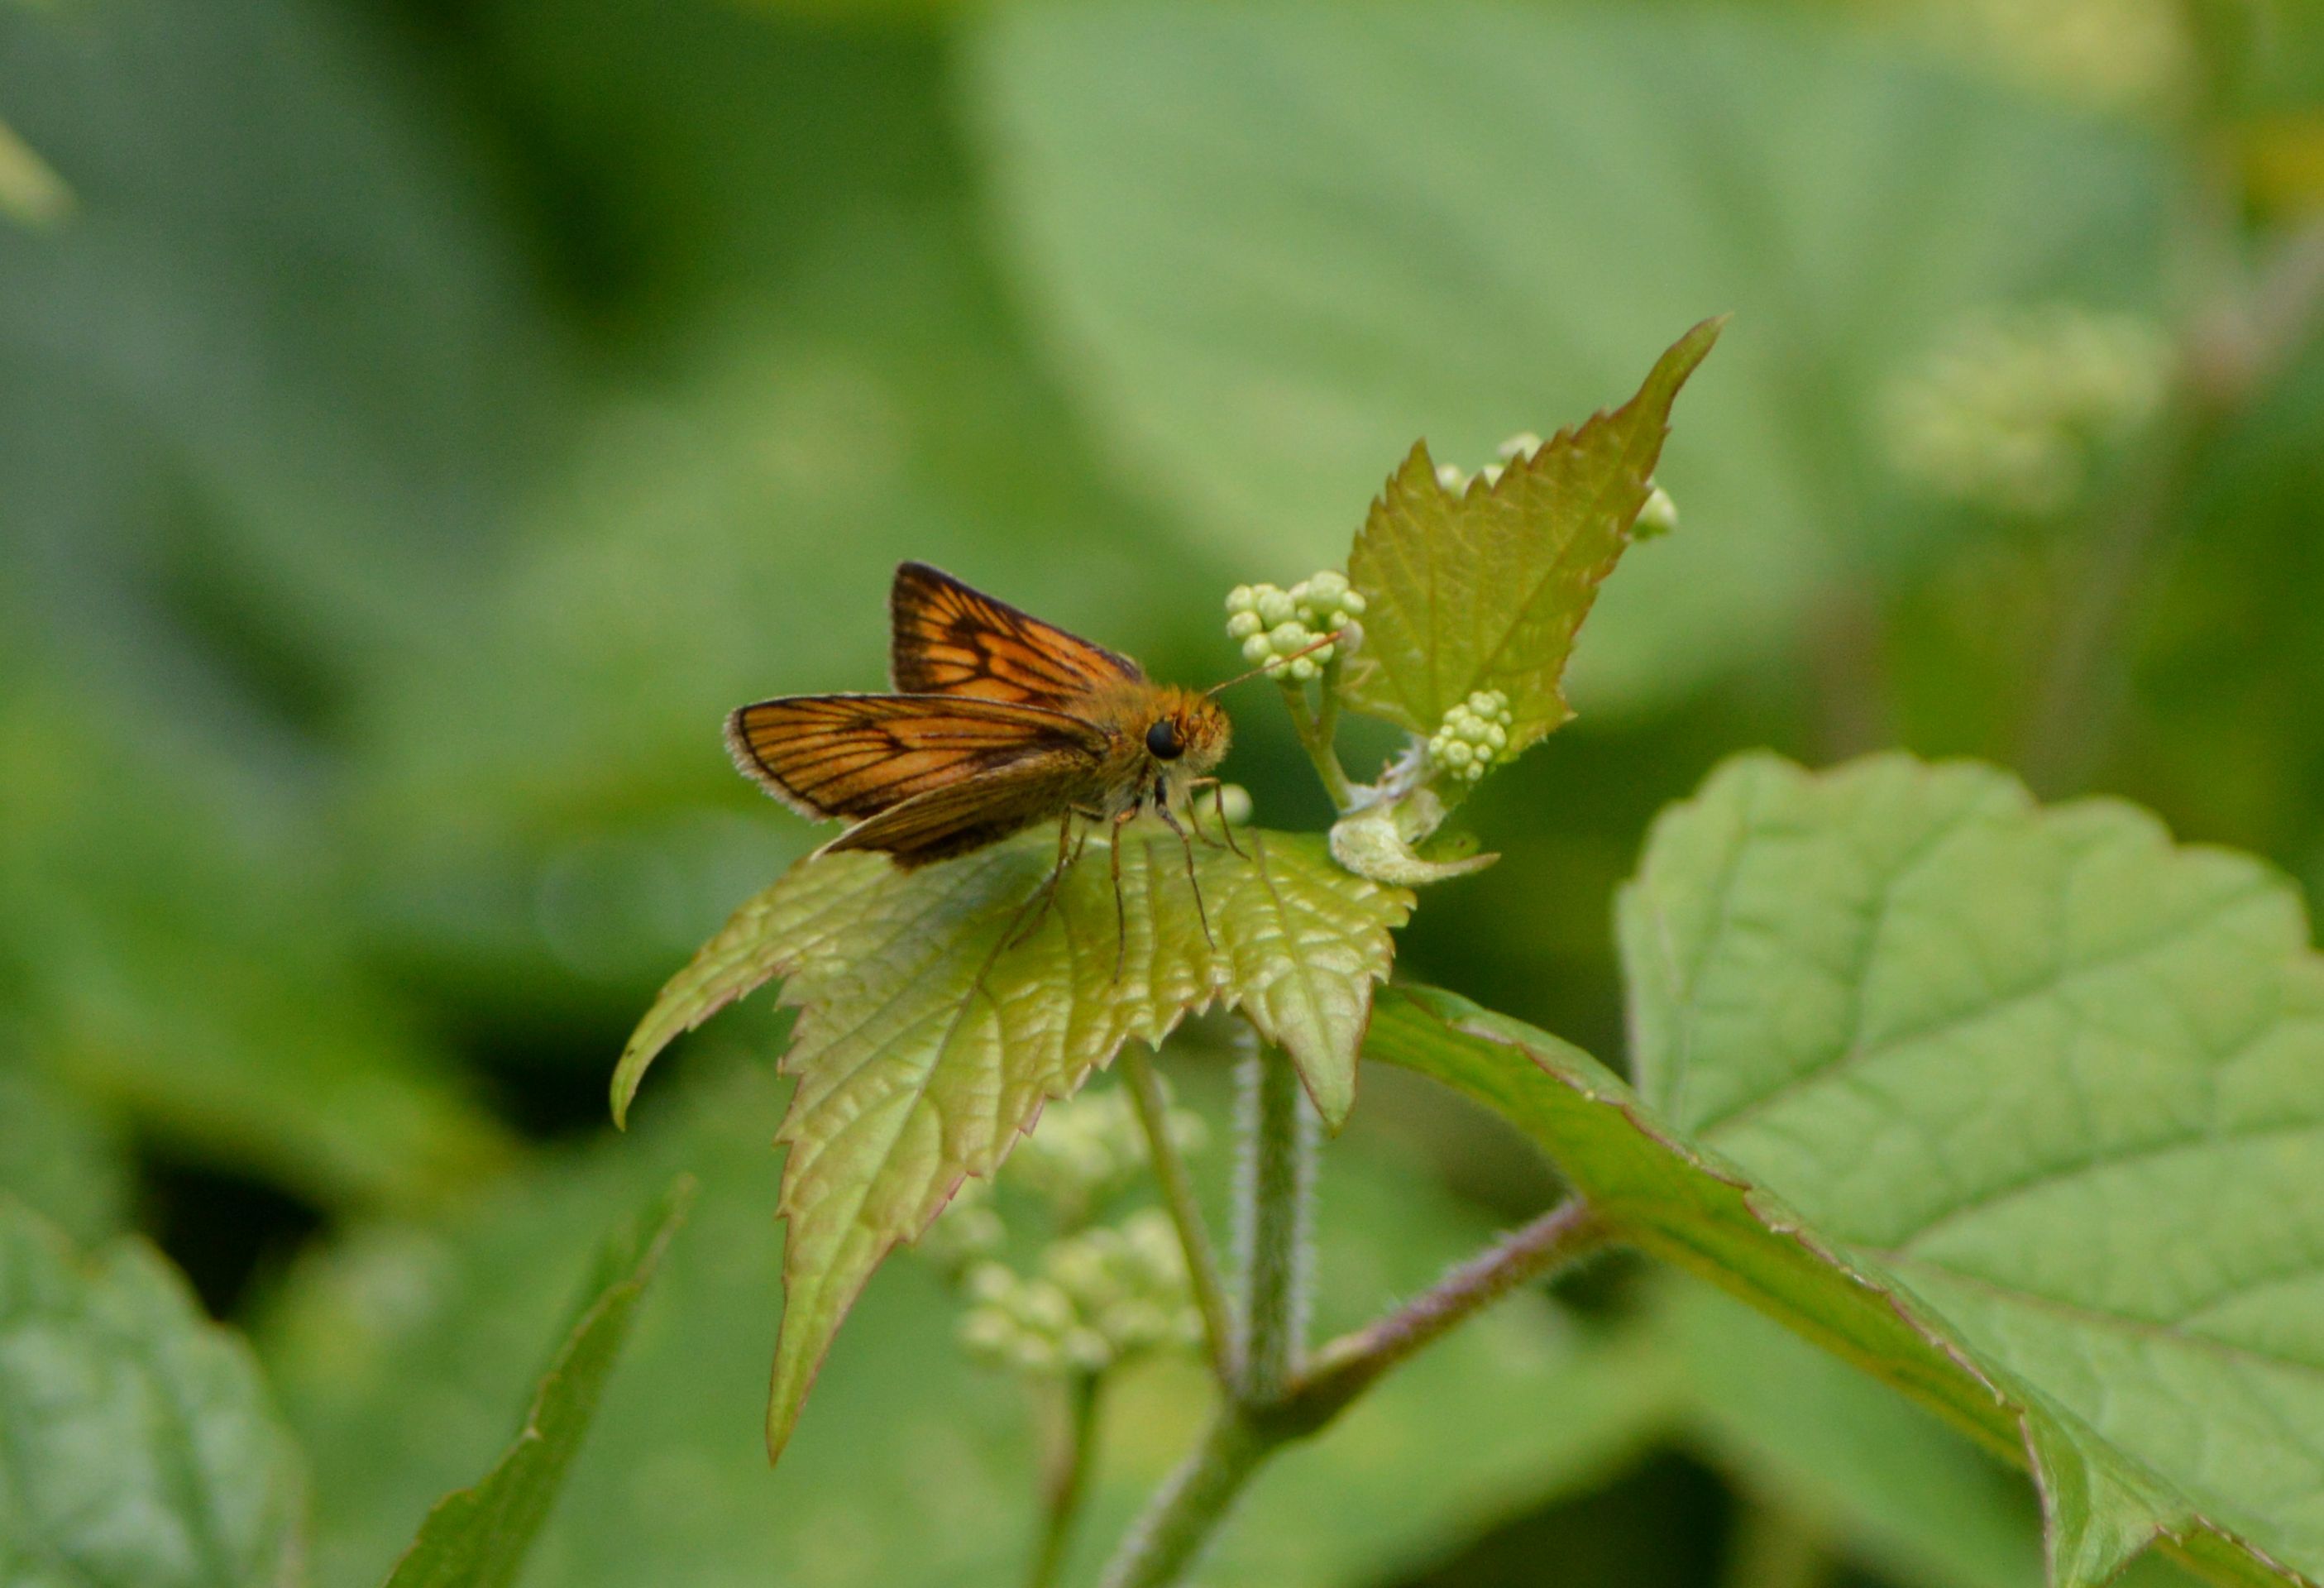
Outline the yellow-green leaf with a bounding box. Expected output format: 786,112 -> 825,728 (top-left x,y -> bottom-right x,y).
614,826 -> 1408,1457
1341,319 -> 1721,752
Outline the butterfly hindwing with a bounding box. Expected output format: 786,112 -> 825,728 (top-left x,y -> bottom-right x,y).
889,561 -> 1140,706
724,693 -> 1107,825
820,757 -> 1094,867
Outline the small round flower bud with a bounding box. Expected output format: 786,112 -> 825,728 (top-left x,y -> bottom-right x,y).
1224,585 -> 1257,615
1436,462 -> 1470,491
1241,634 -> 1274,664
1427,690 -> 1515,785
1226,610 -> 1264,641
1254,586 -> 1298,627
1635,483 -> 1679,540
1301,569 -> 1350,605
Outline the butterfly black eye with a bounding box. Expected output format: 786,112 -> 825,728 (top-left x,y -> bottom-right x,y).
1145,719 -> 1185,761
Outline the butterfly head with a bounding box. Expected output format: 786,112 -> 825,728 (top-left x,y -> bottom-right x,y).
1139,687 -> 1231,777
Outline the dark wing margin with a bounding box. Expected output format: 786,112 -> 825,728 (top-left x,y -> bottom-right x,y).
724,692 -> 1104,824
889,561 -> 1140,706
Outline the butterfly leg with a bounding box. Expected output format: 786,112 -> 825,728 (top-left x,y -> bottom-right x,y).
1110,804 -> 1140,981
1182,777 -> 1246,859
1153,799 -> 1216,951
1002,811 -> 1078,950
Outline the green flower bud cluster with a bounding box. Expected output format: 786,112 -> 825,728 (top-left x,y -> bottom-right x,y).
957,1211 -> 1198,1376
1434,432 -> 1543,494
920,1078 -> 1211,1379
1880,304 -> 2170,516
916,1177 -> 1006,1275
1427,690 -> 1514,784
1007,1083 -> 1206,1217
1224,572 -> 1367,682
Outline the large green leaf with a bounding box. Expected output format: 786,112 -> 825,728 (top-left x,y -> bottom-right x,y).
0,1199 -> 306,1588
1624,753 -> 2324,1583
382,1178 -> 694,1588
265,1051 -> 1673,1588
1370,752 -> 2324,1586
614,828 -> 1408,1456
0,682 -> 510,1212
1342,320 -> 1719,748
968,2 -> 2167,710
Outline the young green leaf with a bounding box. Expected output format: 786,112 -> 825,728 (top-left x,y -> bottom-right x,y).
1370,752 -> 2324,1588
380,1176 -> 694,1588
1340,320 -> 1721,753
614,827 -> 1408,1458
0,1198 -> 306,1588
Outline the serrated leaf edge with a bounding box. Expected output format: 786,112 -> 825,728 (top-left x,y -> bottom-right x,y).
1372,987 -> 2316,1588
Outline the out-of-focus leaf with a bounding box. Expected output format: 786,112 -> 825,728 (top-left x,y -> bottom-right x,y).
0,0 -> 557,668
1342,320 -> 1720,747
0,1056 -> 131,1246
968,3 -> 2167,710
614,828 -> 1408,1456
265,1051 -> 1667,1588
0,0 -> 531,1211
0,114 -> 68,227
382,1177 -> 694,1588
0,683 -> 510,1211
0,1198 -> 306,1588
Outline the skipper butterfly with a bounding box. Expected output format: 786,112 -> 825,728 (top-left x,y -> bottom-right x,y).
726,562 -> 1255,962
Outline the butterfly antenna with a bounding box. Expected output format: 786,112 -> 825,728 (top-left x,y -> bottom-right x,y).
1205,629 -> 1345,697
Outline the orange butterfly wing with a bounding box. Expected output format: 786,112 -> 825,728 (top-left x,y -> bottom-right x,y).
890,562 -> 1140,706
724,693 -> 1107,865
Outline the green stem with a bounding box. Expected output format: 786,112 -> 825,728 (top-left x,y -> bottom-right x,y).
1030,1372 -> 1102,1588
1097,1413 -> 1270,1588
1294,1199 -> 1607,1418
1277,675 -> 1356,811
1094,1197 -> 1612,1588
1121,1048 -> 1237,1385
1238,1044 -> 1312,1402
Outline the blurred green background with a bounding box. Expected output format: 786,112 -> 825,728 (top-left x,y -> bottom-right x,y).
2,0 -> 2321,1583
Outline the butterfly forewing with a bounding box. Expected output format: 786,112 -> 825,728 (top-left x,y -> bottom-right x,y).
890,561 -> 1140,706
725,693 -> 1107,824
